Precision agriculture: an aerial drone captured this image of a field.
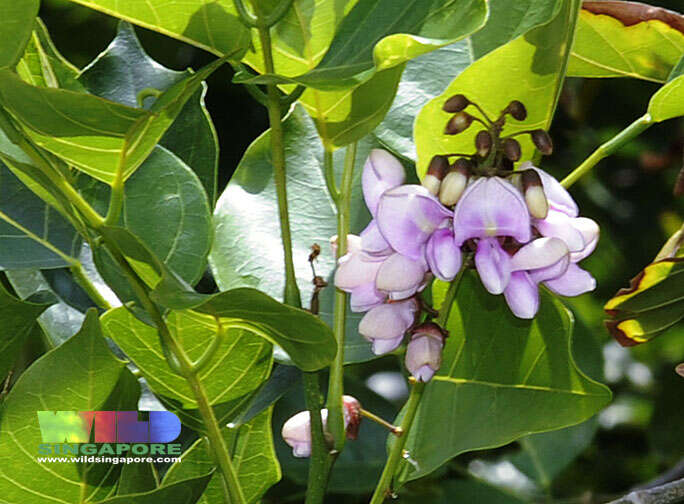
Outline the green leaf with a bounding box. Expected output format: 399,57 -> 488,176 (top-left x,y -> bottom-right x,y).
95,473 -> 213,504
79,22 -> 219,202
79,146 -> 213,285
0,57 -> 225,185
15,18 -> 84,91
164,408 -> 280,504
400,479 -> 527,504
375,0 -> 563,160
648,63 -> 684,122
568,3 -> 684,83
118,464 -> 158,495
0,161 -> 81,269
0,0 -> 39,68
414,0 -> 581,178
0,281 -> 54,378
402,274 -> 612,481
237,0 -> 488,89
209,105 -> 375,363
0,310 -> 126,504
101,306 -> 273,409
64,0 -> 250,58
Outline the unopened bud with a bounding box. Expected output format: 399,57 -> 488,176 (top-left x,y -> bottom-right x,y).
445,112 -> 473,135
521,169 -> 549,219
443,94 -> 469,113
439,159 -> 470,206
475,130 -> 492,158
506,100 -> 527,120
405,323 -> 446,382
531,129 -> 553,155
423,155 -> 449,195
342,395 -> 362,440
503,138 -> 522,162
501,157 -> 514,172
674,164 -> 684,197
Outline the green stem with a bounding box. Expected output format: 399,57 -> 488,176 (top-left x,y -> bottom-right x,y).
70,262 -> 111,310
103,240 -> 246,504
105,160 -> 125,226
369,269 -> 467,504
257,23 -> 301,307
302,371 -> 332,504
326,142 -> 357,451
561,113 -> 653,188
323,148 -> 339,203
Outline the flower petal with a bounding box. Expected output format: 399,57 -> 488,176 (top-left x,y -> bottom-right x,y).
334,251 -> 383,292
522,162 -> 578,217
475,237 -> 512,294
544,263 -> 596,296
405,335 -> 443,381
528,255 -> 570,283
510,237 -> 569,272
349,283 -> 386,312
360,220 -> 393,257
362,149 -> 406,216
453,177 -> 531,245
535,209 -> 586,252
377,185 -> 452,259
358,299 -> 418,354
376,252 -> 427,296
504,271 -> 540,319
426,228 -> 462,281
570,217 -> 599,262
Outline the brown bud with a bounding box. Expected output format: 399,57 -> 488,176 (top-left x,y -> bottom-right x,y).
445,112 -> 473,135
500,158 -> 514,172
439,159 -> 471,206
503,138 -> 522,162
423,155 -> 449,195
443,94 -> 469,113
521,169 -> 548,219
674,164 -> 684,197
531,129 -> 553,155
676,363 -> 684,378
475,130 -> 492,158
506,100 -> 527,120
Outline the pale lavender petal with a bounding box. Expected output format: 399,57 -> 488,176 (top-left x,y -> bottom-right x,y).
544,263 -> 596,296
362,149 -> 406,216
534,209 -> 585,252
510,237 -> 569,272
360,220 -> 393,257
349,283 -> 386,312
528,255 -> 570,283
453,177 -> 531,245
570,217 -> 599,262
504,271 -> 540,319
405,335 -> 442,382
372,336 -> 405,354
475,237 -> 512,294
358,299 -> 418,355
376,253 -> 427,296
377,185 -> 452,259
330,234 -> 361,259
334,251 -> 383,292
413,365 -> 436,382
522,162 -> 578,217
426,228 -> 462,281
282,409 -> 329,458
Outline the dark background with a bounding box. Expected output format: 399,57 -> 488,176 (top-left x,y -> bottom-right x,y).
38,1 -> 684,502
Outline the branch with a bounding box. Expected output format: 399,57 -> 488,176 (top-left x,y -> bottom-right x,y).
607,477 -> 684,504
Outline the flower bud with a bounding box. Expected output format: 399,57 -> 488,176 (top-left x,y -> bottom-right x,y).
443,94 -> 469,113
342,395 -> 362,440
445,112 -> 473,135
475,130 -> 492,158
359,298 -> 419,355
531,129 -> 553,155
422,155 -> 449,195
503,138 -> 521,162
521,169 -> 549,219
439,159 -> 470,206
405,323 -> 446,382
506,100 -> 527,120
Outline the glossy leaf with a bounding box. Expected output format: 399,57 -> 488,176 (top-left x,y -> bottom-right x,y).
648,59 -> 684,122
117,463 -> 158,495
0,0 -> 39,68
101,306 -> 273,409
0,310 -> 126,504
237,0 -> 488,89
95,473 -> 213,504
568,2 -> 684,83
79,22 -> 219,201
16,18 -> 84,91
401,274 -> 611,481
0,281 -> 54,378
209,105 -> 376,363
605,259 -> 684,346
164,408 -> 280,504
64,0 -> 250,58
414,0 -> 581,177
0,161 -> 81,269
375,0 -> 564,160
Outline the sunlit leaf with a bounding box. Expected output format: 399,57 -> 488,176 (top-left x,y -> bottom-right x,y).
95,473 -> 213,504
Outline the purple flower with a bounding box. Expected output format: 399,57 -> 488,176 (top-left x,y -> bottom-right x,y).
452,177 -> 531,294
334,235 -> 387,312
359,298 -> 419,354
426,228 -> 462,282
405,323 -> 445,382
362,149 -> 406,216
